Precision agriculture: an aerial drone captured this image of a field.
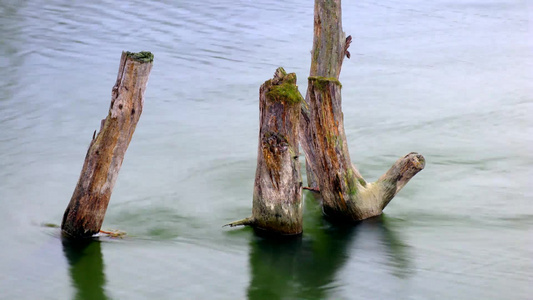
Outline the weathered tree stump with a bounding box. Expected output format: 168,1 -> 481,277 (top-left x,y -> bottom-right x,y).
61,51 -> 153,238
227,68 -> 304,235
300,0 -> 348,191
300,0 -> 425,222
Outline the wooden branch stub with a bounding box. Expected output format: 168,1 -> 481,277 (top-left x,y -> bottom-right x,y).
303,186 -> 320,193
224,217 -> 255,228
61,51 -> 153,238
345,35 -> 352,59
378,152 -> 426,210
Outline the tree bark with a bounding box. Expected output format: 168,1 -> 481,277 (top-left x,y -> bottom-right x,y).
227,68 -> 304,235
61,51 -> 153,238
300,0 -> 425,222
300,0 -> 347,190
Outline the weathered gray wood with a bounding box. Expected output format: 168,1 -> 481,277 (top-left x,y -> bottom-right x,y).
61,51 -> 153,238
301,0 -> 349,189
227,68 -> 304,234
300,0 -> 425,222
309,0 -> 347,79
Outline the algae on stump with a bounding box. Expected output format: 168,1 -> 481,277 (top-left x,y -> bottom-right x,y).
300,0 -> 425,222
227,68 -> 304,235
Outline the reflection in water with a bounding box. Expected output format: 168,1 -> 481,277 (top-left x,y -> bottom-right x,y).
379,215 -> 412,278
247,194 -> 411,299
62,238 -> 109,300
0,1 -> 24,106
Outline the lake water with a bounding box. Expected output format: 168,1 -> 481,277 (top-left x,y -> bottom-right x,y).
0,0 -> 531,299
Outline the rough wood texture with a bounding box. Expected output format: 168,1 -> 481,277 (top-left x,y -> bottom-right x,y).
301,0 -> 347,189
227,68 -> 304,234
309,0 -> 346,79
300,0 -> 425,222
61,51 -> 153,238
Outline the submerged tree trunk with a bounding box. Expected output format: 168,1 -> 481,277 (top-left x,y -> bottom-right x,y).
227,68 -> 304,235
61,51 -> 154,238
300,0 -> 425,222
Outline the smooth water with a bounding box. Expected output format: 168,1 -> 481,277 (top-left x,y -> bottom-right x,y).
0,0 -> 531,299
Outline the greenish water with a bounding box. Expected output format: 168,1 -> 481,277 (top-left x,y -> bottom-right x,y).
0,0 -> 531,299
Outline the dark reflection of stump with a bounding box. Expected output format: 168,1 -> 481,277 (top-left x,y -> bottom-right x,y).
378,214 -> 412,278
247,194 -> 411,300
62,238 -> 109,300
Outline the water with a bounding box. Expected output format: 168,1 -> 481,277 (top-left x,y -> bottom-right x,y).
0,0 -> 531,299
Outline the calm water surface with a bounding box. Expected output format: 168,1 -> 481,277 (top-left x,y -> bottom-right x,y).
1,0 -> 531,299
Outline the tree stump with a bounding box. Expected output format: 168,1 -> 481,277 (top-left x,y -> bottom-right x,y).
61,51 -> 154,238
227,68 -> 304,235
300,0 -> 425,222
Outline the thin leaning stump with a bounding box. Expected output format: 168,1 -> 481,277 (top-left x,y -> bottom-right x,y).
61,51 -> 154,238
300,0 -> 425,222
227,68 -> 304,235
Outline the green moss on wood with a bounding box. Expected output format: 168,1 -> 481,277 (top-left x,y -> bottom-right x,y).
284,72 -> 297,85
126,51 -> 154,63
325,0 -> 337,11
345,169 -> 358,195
313,45 -> 320,70
309,76 -> 342,91
266,73 -> 303,105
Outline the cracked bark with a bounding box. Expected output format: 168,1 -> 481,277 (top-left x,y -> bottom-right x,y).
227,68 -> 303,235
300,0 -> 425,222
61,51 -> 153,238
